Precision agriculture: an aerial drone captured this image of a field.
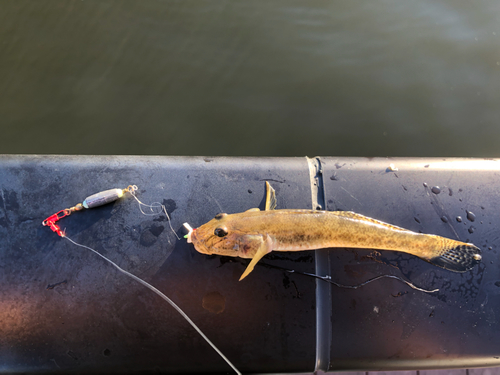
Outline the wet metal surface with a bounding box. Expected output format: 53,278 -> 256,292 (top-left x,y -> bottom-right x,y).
1,156 -> 500,373
0,156 -> 315,374
321,157 -> 500,371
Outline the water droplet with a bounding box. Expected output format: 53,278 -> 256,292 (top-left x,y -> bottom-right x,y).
423,182 -> 428,187
468,226 -> 475,234
414,217 -> 421,224
387,164 -> 398,172
441,216 -> 448,223
248,189 -> 252,194
495,281 -> 500,287
489,246 -> 493,250
456,216 -> 462,222
448,188 -> 453,196
466,210 -> 476,222
431,186 -> 441,194
316,204 -> 322,210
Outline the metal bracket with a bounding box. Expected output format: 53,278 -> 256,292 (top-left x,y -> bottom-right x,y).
306,156 -> 332,372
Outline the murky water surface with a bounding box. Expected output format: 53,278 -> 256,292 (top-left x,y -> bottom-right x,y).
1,1 -> 499,157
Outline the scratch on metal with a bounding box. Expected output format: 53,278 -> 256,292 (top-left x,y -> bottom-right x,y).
340,186 -> 362,206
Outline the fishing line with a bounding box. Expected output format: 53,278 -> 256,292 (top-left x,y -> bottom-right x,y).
64,236 -> 241,375
43,186 -> 241,375
299,272 -> 439,293
259,262 -> 439,293
127,187 -> 180,240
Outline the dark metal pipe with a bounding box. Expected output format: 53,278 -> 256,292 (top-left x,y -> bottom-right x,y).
0,155 -> 499,373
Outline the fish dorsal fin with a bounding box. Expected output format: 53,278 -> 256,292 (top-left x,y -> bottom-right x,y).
265,181 -> 277,211
333,211 -> 409,232
245,208 -> 260,212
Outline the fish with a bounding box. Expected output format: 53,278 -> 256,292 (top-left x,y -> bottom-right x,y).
186,182 -> 482,280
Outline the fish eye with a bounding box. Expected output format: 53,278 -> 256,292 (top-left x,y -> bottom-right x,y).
214,227 -> 228,237
214,213 -> 227,220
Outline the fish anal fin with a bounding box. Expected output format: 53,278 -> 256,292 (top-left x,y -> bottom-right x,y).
265,181 -> 277,211
333,211 -> 409,232
239,236 -> 273,281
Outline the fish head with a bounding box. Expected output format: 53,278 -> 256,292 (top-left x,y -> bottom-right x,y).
188,212 -> 264,258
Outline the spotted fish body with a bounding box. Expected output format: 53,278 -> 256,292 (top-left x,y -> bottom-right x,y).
187,183 -> 482,280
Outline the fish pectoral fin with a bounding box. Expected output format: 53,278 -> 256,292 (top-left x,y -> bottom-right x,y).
245,208 -> 260,212
265,181 -> 277,211
239,237 -> 273,281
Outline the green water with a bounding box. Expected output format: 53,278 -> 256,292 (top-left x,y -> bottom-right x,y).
1,0 -> 499,157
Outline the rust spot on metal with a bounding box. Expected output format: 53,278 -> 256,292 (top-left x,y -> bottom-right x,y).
202,291 -> 226,314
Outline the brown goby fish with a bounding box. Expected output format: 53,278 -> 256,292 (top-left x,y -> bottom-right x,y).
185,182 -> 482,280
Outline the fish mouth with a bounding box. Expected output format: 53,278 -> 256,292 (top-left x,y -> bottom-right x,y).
188,228 -> 211,255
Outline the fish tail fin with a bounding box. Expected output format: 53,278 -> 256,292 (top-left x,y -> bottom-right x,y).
427,242 -> 482,272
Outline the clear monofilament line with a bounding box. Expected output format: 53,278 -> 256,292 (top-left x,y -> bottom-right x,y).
63,236 -> 241,375
290,270 -> 439,293
128,188 -> 180,240
259,262 -> 439,293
